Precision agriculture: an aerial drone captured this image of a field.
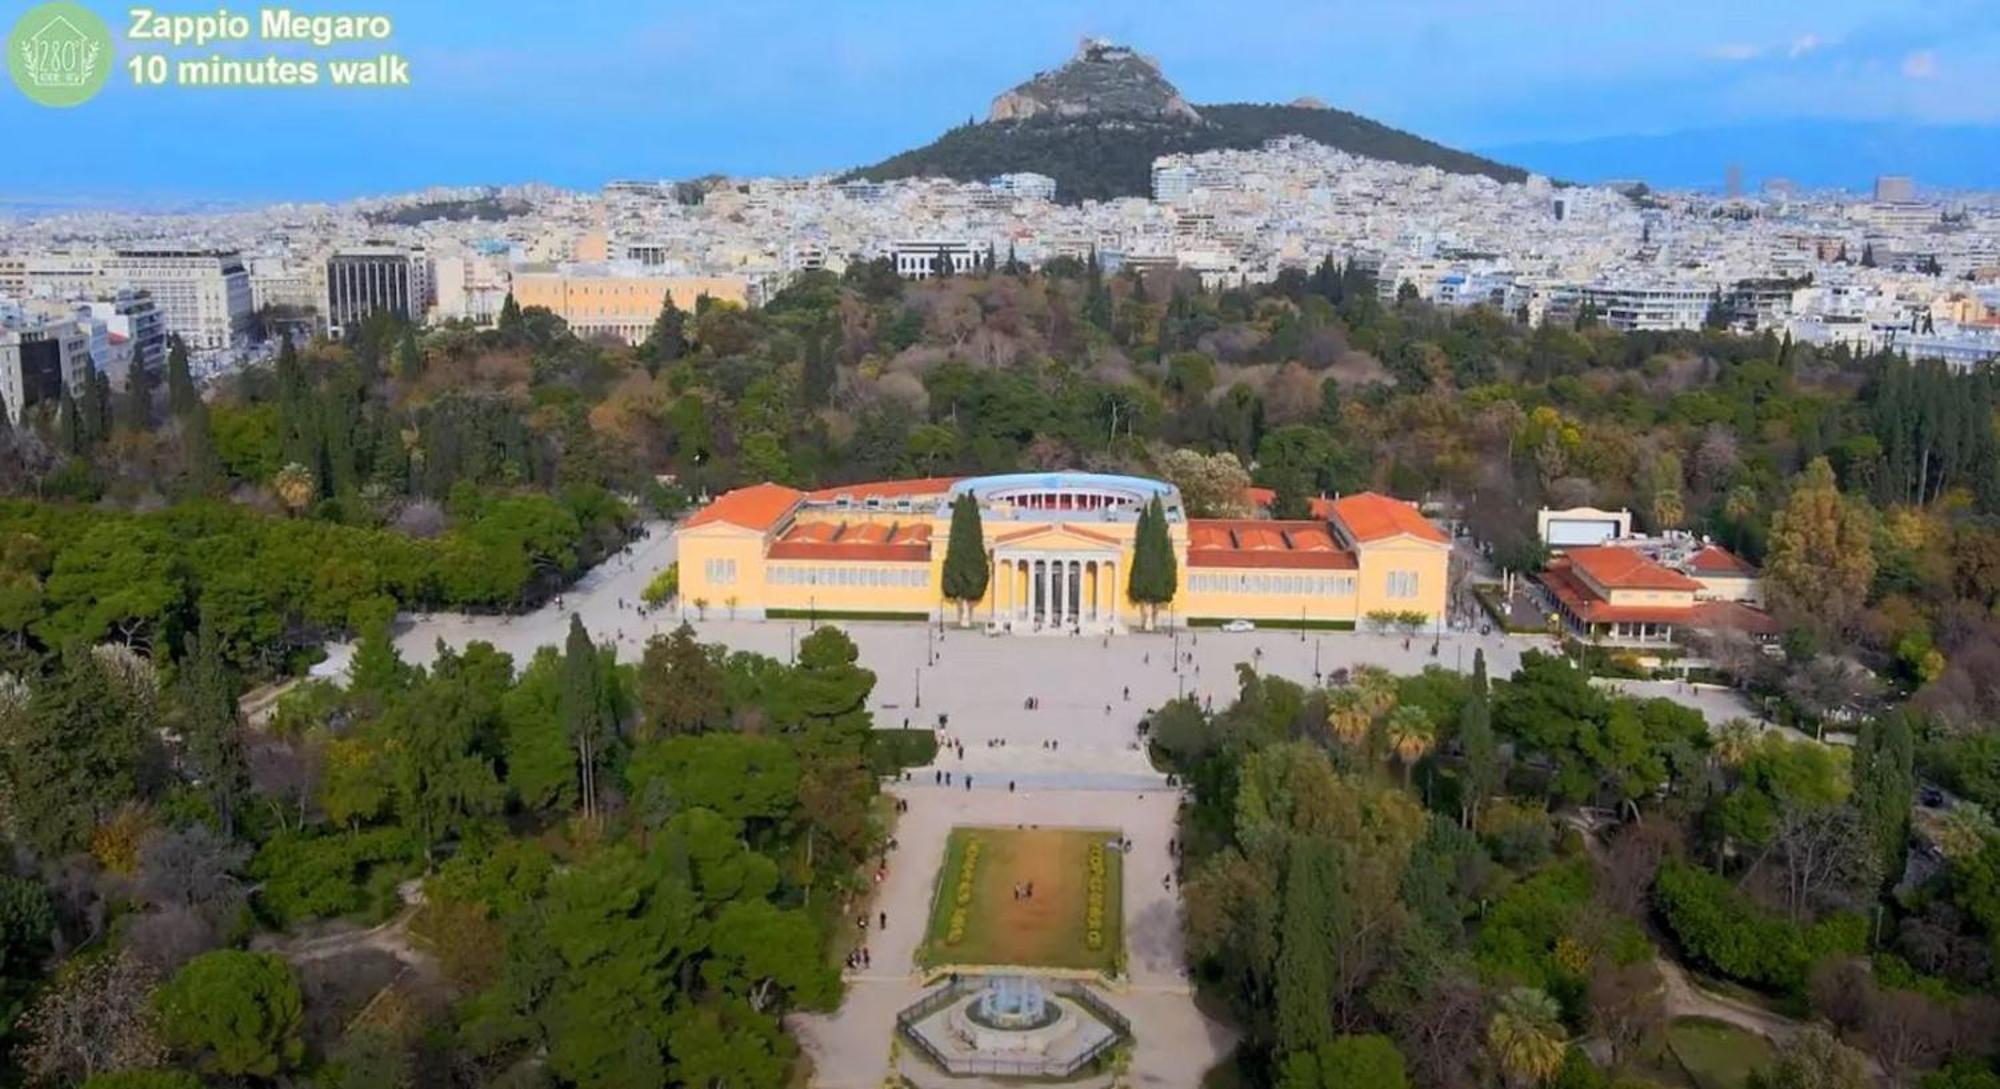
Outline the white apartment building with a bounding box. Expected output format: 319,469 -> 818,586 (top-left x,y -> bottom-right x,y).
99,250 -> 252,351
990,172 -> 1058,202
1578,282 -> 1717,332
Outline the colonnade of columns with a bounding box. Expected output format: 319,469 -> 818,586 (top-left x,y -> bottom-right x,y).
989,553 -> 1118,629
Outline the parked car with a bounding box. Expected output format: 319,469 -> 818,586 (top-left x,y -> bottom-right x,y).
1220,619 -> 1256,633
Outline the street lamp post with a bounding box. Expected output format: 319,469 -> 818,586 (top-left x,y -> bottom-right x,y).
914,666 -> 922,709
1314,637 -> 1321,683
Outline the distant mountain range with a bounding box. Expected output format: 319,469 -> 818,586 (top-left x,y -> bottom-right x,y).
848,39 -> 1526,202
1480,120 -> 2000,193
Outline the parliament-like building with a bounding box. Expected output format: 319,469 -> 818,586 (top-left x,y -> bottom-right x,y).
674,472 -> 1450,631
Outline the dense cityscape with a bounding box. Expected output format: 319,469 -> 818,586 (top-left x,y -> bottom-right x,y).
0,21 -> 1997,1089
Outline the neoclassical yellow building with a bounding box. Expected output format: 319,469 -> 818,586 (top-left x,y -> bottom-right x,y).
674,472 -> 1449,630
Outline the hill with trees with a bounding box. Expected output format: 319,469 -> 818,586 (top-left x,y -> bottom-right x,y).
847,41 -> 1527,201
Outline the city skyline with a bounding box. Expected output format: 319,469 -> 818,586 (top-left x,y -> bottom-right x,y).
4,0 -> 2000,205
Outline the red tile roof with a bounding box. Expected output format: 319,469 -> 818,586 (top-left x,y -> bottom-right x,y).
1564,546 -> 1702,592
684,482 -> 804,532
1540,564 -> 1774,634
1328,492 -> 1448,545
1687,545 -> 1757,577
1186,520 -> 1359,570
768,520 -> 932,562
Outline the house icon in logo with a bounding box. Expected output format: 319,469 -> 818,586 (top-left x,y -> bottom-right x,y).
8,2 -> 114,107
22,14 -> 96,88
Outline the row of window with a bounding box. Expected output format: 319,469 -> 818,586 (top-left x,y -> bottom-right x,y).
702,558 -> 738,586
1189,573 -> 1358,596
768,565 -> 928,588
1387,571 -> 1422,599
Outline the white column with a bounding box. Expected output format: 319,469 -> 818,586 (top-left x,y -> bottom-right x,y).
1068,560 -> 1080,627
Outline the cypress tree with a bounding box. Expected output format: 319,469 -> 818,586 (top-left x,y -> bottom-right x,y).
1457,649 -> 1498,828
940,492 -> 990,627
121,345 -> 158,431
559,614 -> 610,822
1854,712 -> 1915,885
1275,837 -> 1339,1055
397,328 -> 423,383
497,292 -> 523,338
184,401 -> 224,497
166,335 -> 197,418
58,390 -> 84,455
642,293 -> 687,371
180,610 -> 248,834
1126,495 -> 1178,630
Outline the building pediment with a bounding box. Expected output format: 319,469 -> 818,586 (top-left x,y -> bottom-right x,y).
991,522 -> 1124,552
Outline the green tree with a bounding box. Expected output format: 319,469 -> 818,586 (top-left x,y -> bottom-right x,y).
0,646 -> 158,855
385,656 -> 505,854
178,612 -> 248,835
625,734 -> 800,829
396,328 -> 423,383
642,293 -> 688,371
165,336 -> 197,419
348,613 -> 412,702
637,623 -> 725,738
1281,1034 -> 1410,1089
1127,495 -> 1178,630
1457,650 -> 1500,828
559,614 -> 613,821
500,647 -> 574,811
496,292 -> 522,339
1276,837 -> 1339,1054
1765,457 -> 1876,636
1487,986 -> 1567,1088
1853,711 -> 1915,887
940,492 -> 989,627
182,402 -> 225,497
154,950 -> 304,1077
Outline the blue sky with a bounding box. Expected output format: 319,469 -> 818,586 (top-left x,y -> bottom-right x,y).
3,0 -> 1996,203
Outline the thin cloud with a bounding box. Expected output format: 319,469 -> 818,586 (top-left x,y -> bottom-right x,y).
1705,42 -> 1761,61
1787,33 -> 1825,59
1901,49 -> 1937,78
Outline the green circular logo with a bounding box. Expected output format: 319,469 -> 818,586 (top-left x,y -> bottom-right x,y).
8,2 -> 113,107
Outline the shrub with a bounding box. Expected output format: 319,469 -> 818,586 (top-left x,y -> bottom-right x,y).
1654,861 -> 1864,993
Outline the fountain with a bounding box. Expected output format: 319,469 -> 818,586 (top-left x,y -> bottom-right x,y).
899,974 -> 1129,1080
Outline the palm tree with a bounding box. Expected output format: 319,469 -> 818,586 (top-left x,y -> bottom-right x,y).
1385,704 -> 1436,781
1713,718 -> 1758,769
272,462 -> 315,515
1487,986 -> 1567,1088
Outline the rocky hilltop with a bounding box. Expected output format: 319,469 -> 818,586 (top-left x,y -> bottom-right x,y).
849,40 -> 1527,203
988,39 -> 1202,124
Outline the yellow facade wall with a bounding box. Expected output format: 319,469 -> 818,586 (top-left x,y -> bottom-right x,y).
1350,538 -> 1450,623
676,513 -> 1450,629
512,270 -> 752,345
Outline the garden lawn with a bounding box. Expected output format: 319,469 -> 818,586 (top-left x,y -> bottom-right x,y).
920,826 -> 1122,973
1666,1017 -> 1775,1089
